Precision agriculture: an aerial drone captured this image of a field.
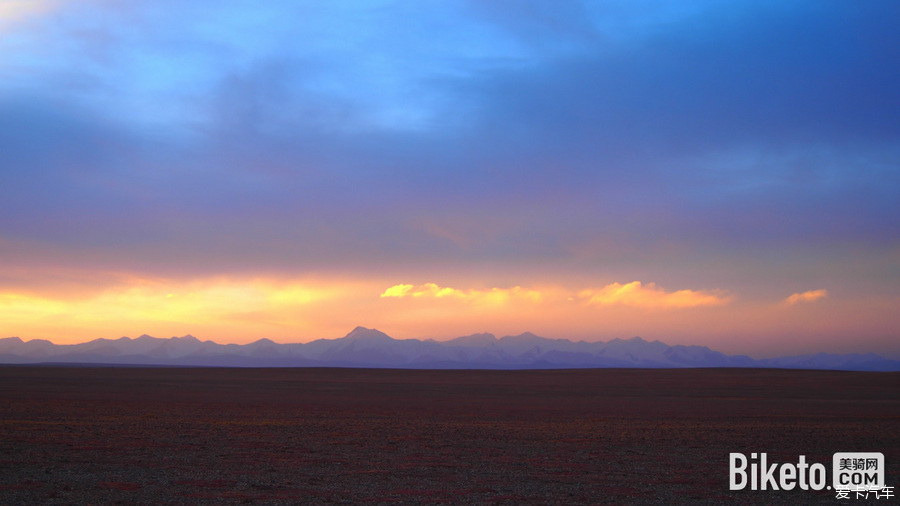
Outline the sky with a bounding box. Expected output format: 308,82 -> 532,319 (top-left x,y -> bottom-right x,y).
1,0 -> 898,358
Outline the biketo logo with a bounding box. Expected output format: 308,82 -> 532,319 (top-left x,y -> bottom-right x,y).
729,452 -> 892,500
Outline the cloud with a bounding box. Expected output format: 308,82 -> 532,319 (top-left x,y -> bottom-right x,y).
382,281 -> 730,309
578,281 -> 730,308
380,283 -> 542,304
2,1 -> 899,278
783,289 -> 828,305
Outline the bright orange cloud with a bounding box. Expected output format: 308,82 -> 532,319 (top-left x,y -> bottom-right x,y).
380,283 -> 543,304
783,289 -> 828,305
578,281 -> 731,308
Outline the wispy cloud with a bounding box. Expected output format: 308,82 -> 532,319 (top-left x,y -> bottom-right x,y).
578,281 -> 731,309
783,289 -> 828,305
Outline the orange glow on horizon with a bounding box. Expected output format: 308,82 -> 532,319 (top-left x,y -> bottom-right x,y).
0,274 -> 373,344
1,270 -> 897,358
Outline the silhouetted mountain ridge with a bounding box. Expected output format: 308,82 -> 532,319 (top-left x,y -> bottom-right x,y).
0,328 -> 897,371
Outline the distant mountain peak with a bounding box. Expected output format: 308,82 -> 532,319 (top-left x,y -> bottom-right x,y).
343,327 -> 393,341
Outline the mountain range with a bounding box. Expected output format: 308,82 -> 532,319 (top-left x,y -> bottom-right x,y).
1,327 -> 898,371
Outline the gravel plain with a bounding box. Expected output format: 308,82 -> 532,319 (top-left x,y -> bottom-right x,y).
0,366 -> 897,504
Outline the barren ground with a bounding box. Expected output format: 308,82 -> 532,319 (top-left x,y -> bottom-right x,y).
0,366 -> 897,504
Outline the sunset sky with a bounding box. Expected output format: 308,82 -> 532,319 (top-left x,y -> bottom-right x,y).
1,1 -> 898,358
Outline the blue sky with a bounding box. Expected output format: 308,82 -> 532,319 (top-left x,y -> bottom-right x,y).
1,1 -> 898,355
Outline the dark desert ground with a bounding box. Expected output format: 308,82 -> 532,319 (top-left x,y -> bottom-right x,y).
0,366 -> 897,504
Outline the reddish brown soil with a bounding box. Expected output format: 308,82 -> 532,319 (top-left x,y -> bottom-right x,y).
0,366 -> 897,504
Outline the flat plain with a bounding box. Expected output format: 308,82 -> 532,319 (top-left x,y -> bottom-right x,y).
0,366 -> 897,504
